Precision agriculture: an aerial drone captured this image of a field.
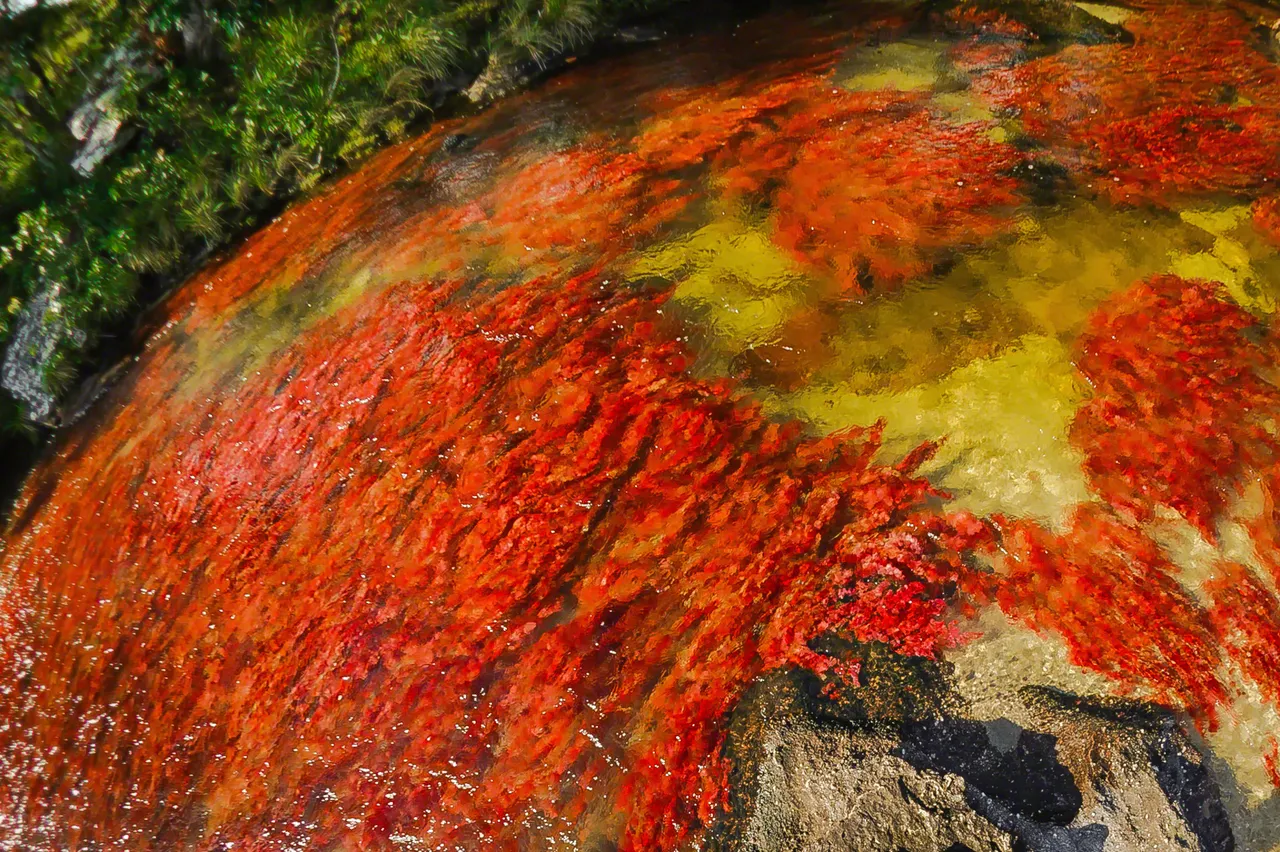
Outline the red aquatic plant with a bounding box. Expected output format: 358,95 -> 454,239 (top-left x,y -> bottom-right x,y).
971,1 -> 1280,206
481,145 -> 694,265
1205,560 -> 1280,709
765,109 -> 1025,290
632,75 -> 808,170
1070,274 -> 1280,539
1253,195 -> 1280,246
941,4 -> 1035,39
641,76 -> 1026,294
1088,105 -> 1280,205
939,3 -> 1036,75
14,6 -> 1280,849
627,42 -> 1029,296
1266,740 -> 1280,789
984,505 -> 1228,724
0,267 -> 988,851
1248,460 -> 1280,593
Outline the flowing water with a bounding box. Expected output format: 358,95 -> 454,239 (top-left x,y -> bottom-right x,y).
5,1 -> 1280,849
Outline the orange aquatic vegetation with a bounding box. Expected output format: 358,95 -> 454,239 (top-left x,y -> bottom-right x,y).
1253,195 -> 1280,246
941,4 -> 1034,40
627,40 -> 1031,296
0,270 -> 990,851
972,1 -> 1280,205
765,109 -> 1025,289
1205,561 -> 1280,709
634,74 -> 1027,293
987,508 -> 1280,734
631,74 -> 810,169
1267,740 -> 1280,789
1088,105 -> 1280,205
481,146 -> 694,265
1248,461 -> 1280,593
1070,275 -> 1280,539
984,506 -> 1229,724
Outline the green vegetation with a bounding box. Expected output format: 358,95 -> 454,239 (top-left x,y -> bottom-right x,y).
0,0 -> 680,446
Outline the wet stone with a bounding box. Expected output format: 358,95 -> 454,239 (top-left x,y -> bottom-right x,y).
0,286 -> 84,425
715,666 -> 1234,852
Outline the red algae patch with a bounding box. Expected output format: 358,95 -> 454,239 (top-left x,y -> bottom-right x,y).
764,109 -> 1024,290
1253,195 -> 1280,247
0,271 -> 989,850
636,74 -> 1028,295
1070,274 -> 1280,540
971,1 -> 1280,207
985,505 -> 1229,725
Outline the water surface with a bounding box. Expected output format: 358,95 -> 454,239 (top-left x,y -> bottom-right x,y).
5,1 -> 1280,849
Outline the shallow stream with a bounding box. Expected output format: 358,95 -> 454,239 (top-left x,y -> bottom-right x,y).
5,1 -> 1280,849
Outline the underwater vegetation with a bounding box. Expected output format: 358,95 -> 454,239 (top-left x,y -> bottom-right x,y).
9,0 -> 1280,848
0,268 -> 993,850
1071,274 -> 1280,541
972,0 -> 1280,206
0,0 -> 708,445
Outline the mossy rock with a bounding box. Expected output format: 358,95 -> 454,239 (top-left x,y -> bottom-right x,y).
937,0 -> 1133,45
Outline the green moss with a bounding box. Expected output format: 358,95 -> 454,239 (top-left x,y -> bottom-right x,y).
0,0 -> 686,425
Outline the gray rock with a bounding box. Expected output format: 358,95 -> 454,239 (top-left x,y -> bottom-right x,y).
732,715 -> 1017,851
67,46 -> 151,176
713,663 -> 1234,852
1,285 -> 84,425
464,52 -> 534,105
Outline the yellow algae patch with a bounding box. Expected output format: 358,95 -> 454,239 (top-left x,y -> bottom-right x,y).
931,90 -> 1000,125
765,334 -> 1092,523
969,201 -> 1212,339
183,250 -> 395,394
1072,2 -> 1133,25
630,220 -> 812,349
1180,203 -> 1253,237
837,39 -> 947,92
1173,203 -> 1280,314
807,274 -> 1033,395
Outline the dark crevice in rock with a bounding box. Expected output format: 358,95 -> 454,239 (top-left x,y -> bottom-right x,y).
711,652 -> 1237,852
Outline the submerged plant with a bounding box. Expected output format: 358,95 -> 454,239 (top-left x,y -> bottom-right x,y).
0,263 -> 992,850
1070,274 -> 1280,539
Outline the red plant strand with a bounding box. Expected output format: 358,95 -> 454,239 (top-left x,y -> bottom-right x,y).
1205,561 -> 1280,709
983,505 -> 1228,726
0,271 -> 986,851
1071,275 -> 1280,539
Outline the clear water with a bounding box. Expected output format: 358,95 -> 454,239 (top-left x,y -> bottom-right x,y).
4,2 -> 1280,849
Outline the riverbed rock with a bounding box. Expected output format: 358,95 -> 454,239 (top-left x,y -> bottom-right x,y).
465,51 -> 540,105
943,0 -> 1133,46
0,285 -> 84,426
714,663 -> 1234,851
67,45 -> 151,176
